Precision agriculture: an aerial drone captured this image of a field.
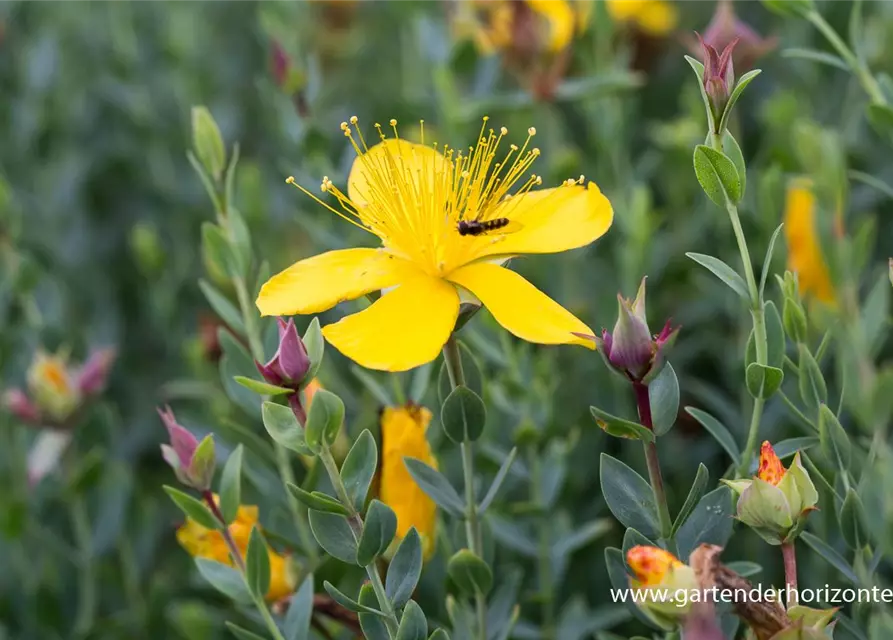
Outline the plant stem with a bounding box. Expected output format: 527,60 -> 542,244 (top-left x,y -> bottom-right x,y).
202,492 -> 287,640
633,382 -> 675,552
530,449 -> 555,640
782,542 -> 798,608
71,497 -> 96,638
807,10 -> 885,105
442,335 -> 487,640
318,447 -> 401,637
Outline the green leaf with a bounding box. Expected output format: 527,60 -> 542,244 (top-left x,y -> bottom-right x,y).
648,363 -> 679,436
202,222 -> 241,279
192,106 -> 226,180
719,69 -> 762,134
745,363 -> 784,399
164,486 -> 219,530
410,363 -> 434,403
686,252 -> 749,300
351,366 -> 393,405
304,389 -> 345,450
323,581 -> 387,616
404,457 -> 465,517
357,500 -> 398,566
447,549 -> 493,596
599,454 -> 660,540
839,488 -> 867,550
396,600 -> 429,640
225,623 -> 266,640
262,401 -> 312,455
286,483 -> 350,516
684,56 -> 715,134
218,445 -> 243,524
386,528 -> 423,609
781,48 -> 848,71
671,463 -> 709,536
685,407 -> 741,464
223,142 -> 241,218
359,584 -> 391,640
199,279 -> 245,335
801,532 -> 859,585
798,345 -> 827,414
225,206 -> 252,278
693,144 -> 742,205
590,406 -> 653,443
676,486 -> 734,559
721,130 -> 746,199
195,558 -> 251,603
246,527 -> 271,599
867,103 -> 893,140
772,437 -> 819,460
428,631 -> 451,640
234,376 -> 293,396
554,519 -> 612,558
284,574 -> 314,640
479,447 -> 518,513
441,385 -> 487,443
818,404 -> 851,470
760,224 -> 785,300
308,510 -> 358,564
303,318 -> 325,382
341,430 -> 378,512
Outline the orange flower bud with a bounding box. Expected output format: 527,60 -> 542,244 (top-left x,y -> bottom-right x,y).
757,441 -> 785,486
626,545 -> 683,588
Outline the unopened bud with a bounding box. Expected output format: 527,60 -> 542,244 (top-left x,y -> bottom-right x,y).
159,406 -> 216,490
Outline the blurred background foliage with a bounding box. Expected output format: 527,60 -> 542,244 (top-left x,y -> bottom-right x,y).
0,1 -> 891,639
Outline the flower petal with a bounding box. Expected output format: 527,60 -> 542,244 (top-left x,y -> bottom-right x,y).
476,182 -> 613,259
446,263 -> 593,348
322,274 -> 459,372
348,138 -> 448,208
256,248 -> 419,316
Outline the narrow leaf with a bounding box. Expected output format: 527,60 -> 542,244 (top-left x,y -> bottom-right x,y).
686,252 -> 750,300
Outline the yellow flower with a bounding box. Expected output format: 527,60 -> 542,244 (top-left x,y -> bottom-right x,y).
177,499 -> 296,601
626,545 -> 697,625
459,0 -> 590,55
27,351 -> 79,422
783,179 -> 836,305
257,119 -> 613,372
606,0 -> 678,37
380,405 -> 438,560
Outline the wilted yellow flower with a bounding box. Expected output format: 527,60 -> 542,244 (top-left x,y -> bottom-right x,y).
626,545 -> 697,626
177,499 -> 296,601
27,351 -> 78,422
783,179 -> 836,305
257,119 -> 612,372
606,0 -> 678,37
380,405 -> 438,560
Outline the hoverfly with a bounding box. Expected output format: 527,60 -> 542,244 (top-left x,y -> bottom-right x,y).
457,217 -> 522,236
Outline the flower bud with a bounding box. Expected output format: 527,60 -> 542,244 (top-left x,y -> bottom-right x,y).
723,442 -> 818,544
626,546 -> 698,628
159,406 -> 216,491
3,388 -> 41,425
587,278 -> 679,382
699,34 -> 738,128
691,0 -> 776,71
256,318 -> 311,387
76,348 -> 116,396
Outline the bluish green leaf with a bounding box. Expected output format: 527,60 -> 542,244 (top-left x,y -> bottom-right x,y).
323,581 -> 387,616
781,48 -> 848,71
386,528 -> 423,608
648,363 -> 679,436
404,457 -> 464,517
599,454 -> 660,540
199,279 -> 245,335
726,561 -> 762,578
676,486 -> 734,559
686,252 -> 749,300
745,363 -> 784,399
218,445 -> 243,524
309,510 -> 357,564
286,483 -> 350,515
719,69 -> 762,133
303,318 -> 325,381
396,600 -> 428,640
341,430 -> 378,512
246,527 -> 271,599
685,407 -> 741,464
234,376 -> 293,396
284,574 -> 314,640
760,224 -> 785,300
798,345 -> 827,414
226,623 -> 266,640
441,385 -> 487,443
671,463 -> 709,536
479,447 -> 518,513
590,406 -> 653,443
772,437 -> 819,460
447,549 -> 493,596
359,584 -> 391,640
693,145 -> 742,205
801,532 -> 859,585
195,558 -> 251,603
304,389 -> 345,450
262,401 -> 312,455
164,486 -> 219,530
357,500 -> 398,566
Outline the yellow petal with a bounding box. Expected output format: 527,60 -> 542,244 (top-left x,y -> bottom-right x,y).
256,248 -> 419,316
380,405 -> 438,561
525,0 -> 575,51
446,263 -> 593,348
783,179 -> 836,305
477,182 -> 613,260
322,274 -> 460,371
265,551 -> 297,601
348,138 -> 448,208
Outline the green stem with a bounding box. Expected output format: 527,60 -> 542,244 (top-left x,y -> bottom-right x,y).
443,335 -> 487,640
318,447 -> 401,637
633,383 -> 675,553
71,497 -> 96,638
807,10 -> 885,105
530,449 -> 555,640
202,492 -> 286,640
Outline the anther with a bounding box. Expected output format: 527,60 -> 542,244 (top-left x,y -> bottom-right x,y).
389,118 -> 397,127
350,115 -> 358,124
340,122 -> 349,131
500,126 -> 508,136
528,127 -> 536,136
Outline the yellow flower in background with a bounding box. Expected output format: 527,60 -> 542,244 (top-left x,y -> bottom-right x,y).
783,179 -> 836,305
459,0 -> 590,56
380,404 -> 438,560
27,351 -> 78,422
177,499 -> 296,601
606,0 -> 678,37
257,118 -> 613,371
